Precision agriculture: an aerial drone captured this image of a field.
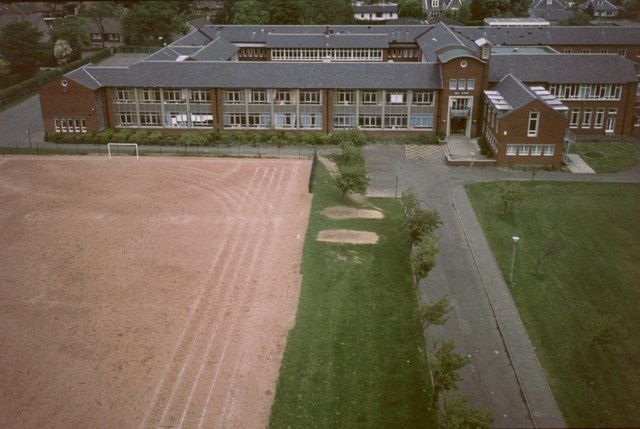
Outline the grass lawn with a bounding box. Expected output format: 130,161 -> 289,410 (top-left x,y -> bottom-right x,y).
269,162 -> 436,428
465,181 -> 640,428
570,140 -> 640,173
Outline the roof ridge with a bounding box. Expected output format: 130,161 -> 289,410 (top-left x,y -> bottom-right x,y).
82,66 -> 102,87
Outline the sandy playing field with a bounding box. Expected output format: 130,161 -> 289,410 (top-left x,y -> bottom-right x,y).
0,156 -> 311,428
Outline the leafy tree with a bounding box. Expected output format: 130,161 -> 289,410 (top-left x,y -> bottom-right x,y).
215,0 -> 237,24
429,339 -> 471,410
443,394 -> 494,429
122,1 -> 191,45
54,39 -> 73,65
500,185 -> 526,215
339,141 -> 363,165
269,0 -> 303,24
302,0 -> 354,24
412,233 -> 439,281
335,164 -> 369,198
401,188 -> 420,218
421,295 -> 453,327
329,128 -> 367,146
558,10 -> 592,26
49,17 -> 89,60
456,3 -> 472,24
620,0 -> 640,21
79,1 -> 120,48
405,208 -> 442,246
0,21 -> 43,76
398,0 -> 424,18
470,0 -> 511,21
233,0 -> 269,24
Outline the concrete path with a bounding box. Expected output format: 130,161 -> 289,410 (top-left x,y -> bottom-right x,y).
565,154 -> 595,174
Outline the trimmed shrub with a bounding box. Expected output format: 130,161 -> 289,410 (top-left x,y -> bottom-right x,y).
300,133 -> 314,146
217,131 -> 229,145
113,129 -> 133,142
129,129 -> 148,144
329,128 -> 367,146
314,133 -> 329,145
163,135 -> 177,146
44,132 -> 59,142
148,131 -> 162,145
284,132 -> 297,145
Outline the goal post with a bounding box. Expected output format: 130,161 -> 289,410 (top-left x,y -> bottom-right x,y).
107,143 -> 139,159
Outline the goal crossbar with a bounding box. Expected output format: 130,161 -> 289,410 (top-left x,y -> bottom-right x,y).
107,143 -> 139,159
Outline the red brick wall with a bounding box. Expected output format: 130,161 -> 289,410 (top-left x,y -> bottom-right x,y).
39,77 -> 100,134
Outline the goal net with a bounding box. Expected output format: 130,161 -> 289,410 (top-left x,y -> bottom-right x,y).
107,143 -> 139,159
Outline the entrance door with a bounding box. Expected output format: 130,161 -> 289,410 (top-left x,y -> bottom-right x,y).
450,117 -> 467,135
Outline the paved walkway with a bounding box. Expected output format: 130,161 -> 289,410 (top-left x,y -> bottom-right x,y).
363,143 -> 639,428
565,154 -> 595,174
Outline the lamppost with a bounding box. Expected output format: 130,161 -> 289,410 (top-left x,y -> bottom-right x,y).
509,236 -> 520,286
26,128 -> 32,149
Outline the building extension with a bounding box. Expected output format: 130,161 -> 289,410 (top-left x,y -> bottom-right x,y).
40,23 -> 640,166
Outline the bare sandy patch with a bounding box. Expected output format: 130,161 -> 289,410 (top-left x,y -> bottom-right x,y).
322,205 -> 383,220
317,229 -> 379,244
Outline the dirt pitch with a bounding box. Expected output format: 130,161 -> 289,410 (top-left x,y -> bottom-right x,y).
0,156 -> 312,428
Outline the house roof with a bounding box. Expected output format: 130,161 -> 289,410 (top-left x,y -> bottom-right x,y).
68,61 -> 443,89
354,3 -> 397,13
531,9 -> 574,21
416,22 -> 478,62
579,0 -> 618,12
453,26 -> 640,46
486,73 -> 567,117
190,36 -> 238,60
83,17 -> 122,34
489,53 -> 638,84
64,66 -> 102,90
531,0 -> 567,11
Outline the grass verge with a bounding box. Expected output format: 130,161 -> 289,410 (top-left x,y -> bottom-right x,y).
465,181 -> 640,427
269,163 -> 436,428
570,140 -> 639,173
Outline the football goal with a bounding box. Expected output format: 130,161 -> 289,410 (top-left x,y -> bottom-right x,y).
107,143 -> 139,159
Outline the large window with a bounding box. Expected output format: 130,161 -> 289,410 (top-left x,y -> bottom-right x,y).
413,91 -> 434,106
141,89 -> 161,103
361,91 -> 378,105
386,91 -> 406,105
358,115 -> 382,128
548,84 -> 622,101
336,91 -> 354,105
190,89 -> 210,103
271,48 -> 382,62
163,89 -> 183,103
334,115 -> 357,128
594,109 -> 604,128
410,115 -> 434,129
275,113 -> 295,128
225,91 -> 241,104
117,112 -> 136,126
300,113 -> 322,129
528,112 -> 539,137
582,109 -> 592,128
191,114 -> 214,127
506,145 -> 517,156
114,89 -> 134,103
275,90 -> 291,104
224,113 -> 246,128
570,109 -> 580,129
384,115 -> 407,129
248,113 -> 271,128
250,90 -> 267,104
139,112 -> 161,127
300,90 -> 321,105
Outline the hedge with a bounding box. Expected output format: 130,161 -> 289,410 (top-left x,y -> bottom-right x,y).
0,47 -> 136,109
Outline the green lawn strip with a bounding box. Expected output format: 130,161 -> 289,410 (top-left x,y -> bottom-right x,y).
465,181 -> 640,428
570,140 -> 640,173
269,163 -> 436,428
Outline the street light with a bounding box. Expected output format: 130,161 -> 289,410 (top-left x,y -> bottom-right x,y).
509,236 -> 520,286
26,128 -> 32,149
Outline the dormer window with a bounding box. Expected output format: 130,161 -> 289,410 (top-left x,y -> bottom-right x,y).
432,0 -> 439,7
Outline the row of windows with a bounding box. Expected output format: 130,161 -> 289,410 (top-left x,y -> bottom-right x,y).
333,114 -> 433,130
118,112 -> 214,128
334,90 -> 435,106
388,48 -> 420,59
114,88 -> 211,104
484,128 -> 499,153
564,48 -> 628,56
506,145 -> 555,156
54,118 -> 87,133
238,48 -> 265,58
547,84 -> 622,101
270,48 -> 383,62
224,90 -> 322,105
569,108 -> 617,131
223,113 -> 321,129
449,79 -> 476,91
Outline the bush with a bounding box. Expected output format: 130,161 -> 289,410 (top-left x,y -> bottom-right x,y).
300,133 -> 314,146
164,135 -> 177,146
314,133 -> 329,145
180,132 -> 206,147
80,132 -> 95,144
202,131 -> 216,145
412,233 -> 439,280
284,132 -> 297,145
340,141 -> 363,165
335,164 -> 370,198
129,129 -> 148,144
477,136 -> 491,156
148,130 -> 162,145
217,131 -> 229,144
62,134 -> 77,144
113,129 -> 133,142
329,128 -> 367,146
45,132 -> 59,142
94,129 -> 114,144
405,207 -> 443,246
232,131 -> 247,144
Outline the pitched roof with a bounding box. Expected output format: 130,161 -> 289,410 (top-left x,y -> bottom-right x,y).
190,36 -> 238,60
69,61 -> 442,89
265,33 -> 390,48
416,22 -> 478,62
489,54 -> 638,84
64,66 -> 102,90
579,0 -> 618,12
531,9 -> 574,21
531,0 -> 567,11
83,17 -> 122,34
453,26 -> 640,46
486,73 -> 568,117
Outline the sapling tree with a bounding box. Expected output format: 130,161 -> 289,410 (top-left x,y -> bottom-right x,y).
335,165 -> 369,198
405,208 -> 443,246
500,185 -> 526,215
429,338 -> 471,411
442,394 -> 494,429
421,295 -> 453,327
412,233 -> 439,282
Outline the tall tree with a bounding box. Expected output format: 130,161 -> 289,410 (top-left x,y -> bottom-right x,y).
79,1 -> 120,48
302,0 -> 354,24
398,0 -> 424,19
49,17 -> 89,61
54,39 -> 73,65
443,394 -> 494,429
0,21 -> 43,76
429,339 -> 471,410
122,1 -> 191,45
269,0 -> 303,24
470,0 -> 511,21
232,0 -> 269,24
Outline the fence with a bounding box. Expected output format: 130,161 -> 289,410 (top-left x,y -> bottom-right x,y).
0,142 -> 337,160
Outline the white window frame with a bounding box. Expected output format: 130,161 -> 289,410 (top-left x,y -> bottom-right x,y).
543,146 -> 555,156
54,119 -> 61,132
531,145 -> 542,156
250,90 -> 267,104
449,79 -> 457,90
518,145 -> 530,156
528,112 -> 540,137
413,91 -> 434,106
506,145 -> 517,156
361,91 -> 378,105
225,91 -> 241,104
594,109 -> 604,129
300,90 -> 321,105
466,79 -> 475,90
582,109 -> 592,128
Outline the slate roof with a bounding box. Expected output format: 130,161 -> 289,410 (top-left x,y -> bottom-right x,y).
190,36 -> 238,60
265,33 -> 390,48
490,74 -> 537,116
489,54 -> 638,84
453,26 -> 640,46
84,17 -> 122,34
579,0 -> 617,12
70,62 -> 442,89
416,22 -> 478,62
64,66 -> 102,90
531,9 -> 574,21
531,0 -> 567,10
